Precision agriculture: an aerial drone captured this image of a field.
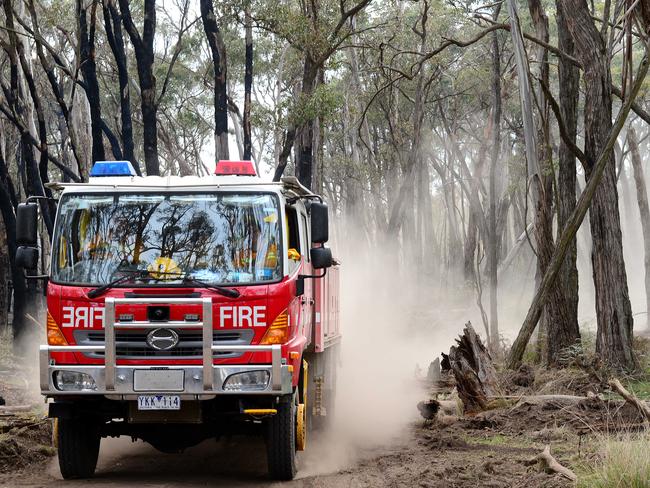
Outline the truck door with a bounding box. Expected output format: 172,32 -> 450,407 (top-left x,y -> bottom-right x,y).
299,211 -> 314,339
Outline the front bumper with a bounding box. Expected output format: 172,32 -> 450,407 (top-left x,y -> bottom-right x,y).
41,297 -> 291,399
40,355 -> 292,399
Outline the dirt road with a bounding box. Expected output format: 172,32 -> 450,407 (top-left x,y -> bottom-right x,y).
0,421 -> 573,488
1,433 -> 416,488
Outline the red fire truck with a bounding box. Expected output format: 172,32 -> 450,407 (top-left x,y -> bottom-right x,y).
14,160 -> 340,480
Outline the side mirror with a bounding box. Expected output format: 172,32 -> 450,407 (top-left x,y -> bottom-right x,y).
15,246 -> 39,270
16,203 -> 38,247
310,247 -> 332,269
310,202 -> 329,244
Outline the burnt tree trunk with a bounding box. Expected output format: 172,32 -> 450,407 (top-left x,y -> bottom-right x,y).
243,3 -> 253,161
628,126 -> 650,330
448,322 -> 499,413
118,0 -> 159,175
201,0 -> 229,161
0,148 -> 27,341
561,0 -> 636,369
1,0 -> 53,237
296,58 -> 318,190
77,0 -> 105,164
103,0 -> 139,174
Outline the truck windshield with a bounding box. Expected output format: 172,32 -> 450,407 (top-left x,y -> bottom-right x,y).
51,193 -> 282,286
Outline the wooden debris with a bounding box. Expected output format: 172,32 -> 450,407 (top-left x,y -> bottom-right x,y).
447,322 -> 498,413
536,445 -> 577,481
608,378 -> 650,422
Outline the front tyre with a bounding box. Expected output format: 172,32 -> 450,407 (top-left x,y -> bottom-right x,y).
57,417 -> 101,479
266,395 -> 297,480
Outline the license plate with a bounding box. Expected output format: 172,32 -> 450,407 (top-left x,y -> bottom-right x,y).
137,395 -> 181,410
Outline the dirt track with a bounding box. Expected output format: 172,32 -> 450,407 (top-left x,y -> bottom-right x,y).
0,420 -> 574,488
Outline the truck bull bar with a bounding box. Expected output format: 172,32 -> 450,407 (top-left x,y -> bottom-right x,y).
40,297 -> 287,397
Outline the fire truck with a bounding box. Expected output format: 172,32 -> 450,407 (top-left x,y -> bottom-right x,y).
14,160 -> 340,480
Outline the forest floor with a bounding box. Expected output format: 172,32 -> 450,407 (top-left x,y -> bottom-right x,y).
0,341 -> 649,486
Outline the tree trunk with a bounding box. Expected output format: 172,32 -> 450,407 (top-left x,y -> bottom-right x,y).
487,30 -> 501,351
552,0 -> 581,360
296,58 -> 318,190
103,0 -> 139,174
562,0 -> 635,369
118,0 -> 159,175
201,0 -> 229,161
243,3 -> 253,161
77,0 -> 105,164
628,126 -> 650,331
527,0 -> 578,365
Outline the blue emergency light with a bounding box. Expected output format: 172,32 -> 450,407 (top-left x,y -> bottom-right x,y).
90,160 -> 137,177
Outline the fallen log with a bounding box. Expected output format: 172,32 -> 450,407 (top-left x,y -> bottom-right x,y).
537,445 -> 577,481
448,322 -> 498,413
608,378 -> 650,422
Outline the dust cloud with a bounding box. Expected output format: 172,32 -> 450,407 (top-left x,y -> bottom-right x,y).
298,229 -> 465,478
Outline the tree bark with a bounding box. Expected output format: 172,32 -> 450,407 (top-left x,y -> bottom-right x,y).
527,0 -> 578,365
103,0 -> 139,174
628,126 -> 650,331
552,0 -> 581,361
77,0 -> 105,164
562,0 -> 635,369
448,322 -> 499,413
243,2 -> 253,161
118,0 -> 159,175
201,0 -> 229,161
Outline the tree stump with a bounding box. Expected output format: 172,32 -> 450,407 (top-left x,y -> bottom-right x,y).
448,322 -> 498,413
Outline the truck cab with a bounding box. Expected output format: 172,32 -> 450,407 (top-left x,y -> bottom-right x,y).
14,160 -> 340,481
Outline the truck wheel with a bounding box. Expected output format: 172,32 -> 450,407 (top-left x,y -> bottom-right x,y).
57,417 -> 101,479
266,395 -> 296,480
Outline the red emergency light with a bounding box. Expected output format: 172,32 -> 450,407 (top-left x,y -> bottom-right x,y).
215,160 -> 257,176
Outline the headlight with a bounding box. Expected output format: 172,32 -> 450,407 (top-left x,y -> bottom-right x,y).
53,371 -> 97,391
223,370 -> 270,391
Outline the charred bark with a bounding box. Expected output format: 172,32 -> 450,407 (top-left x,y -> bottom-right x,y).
118,0 -> 159,175
103,0 -> 139,174
77,0 -> 105,164
448,322 -> 499,413
201,0 -> 229,161
243,3 -> 253,161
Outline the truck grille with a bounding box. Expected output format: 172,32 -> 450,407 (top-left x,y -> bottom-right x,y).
73,329 -> 255,360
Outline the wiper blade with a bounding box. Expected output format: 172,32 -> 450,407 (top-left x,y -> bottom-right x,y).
182,275 -> 240,298
87,269 -> 147,299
